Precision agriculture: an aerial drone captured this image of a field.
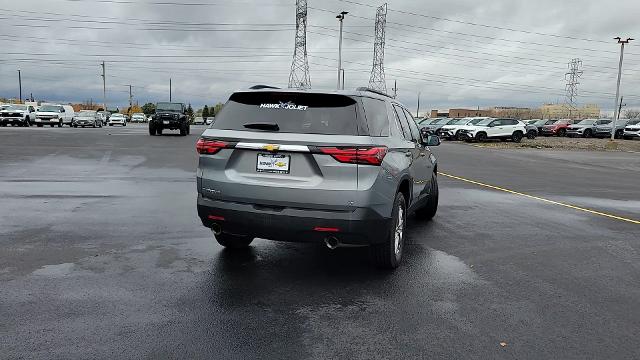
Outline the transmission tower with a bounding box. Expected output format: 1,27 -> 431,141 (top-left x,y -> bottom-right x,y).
564,58 -> 583,115
368,3 -> 388,93
288,0 -> 311,89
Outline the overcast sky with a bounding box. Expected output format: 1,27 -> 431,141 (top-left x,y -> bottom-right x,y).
1,0 -> 639,113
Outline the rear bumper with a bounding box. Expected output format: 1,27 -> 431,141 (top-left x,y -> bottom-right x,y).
197,194 -> 390,245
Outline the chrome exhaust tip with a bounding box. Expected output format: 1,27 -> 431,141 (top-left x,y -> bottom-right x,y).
324,236 -> 339,250
211,223 -> 222,236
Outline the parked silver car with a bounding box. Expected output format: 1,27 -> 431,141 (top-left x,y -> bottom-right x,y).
73,110 -> 102,128
196,87 -> 441,268
565,119 -> 611,138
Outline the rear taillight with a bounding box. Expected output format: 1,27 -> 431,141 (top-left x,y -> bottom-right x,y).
319,146 -> 388,166
196,139 -> 233,154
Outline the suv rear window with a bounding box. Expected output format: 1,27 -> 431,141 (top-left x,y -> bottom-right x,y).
213,92 -> 359,135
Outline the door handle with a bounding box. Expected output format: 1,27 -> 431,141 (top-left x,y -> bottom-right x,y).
419,152 -> 426,157
405,151 -> 412,157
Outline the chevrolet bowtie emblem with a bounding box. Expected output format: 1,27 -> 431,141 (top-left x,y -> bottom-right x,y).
262,144 -> 280,152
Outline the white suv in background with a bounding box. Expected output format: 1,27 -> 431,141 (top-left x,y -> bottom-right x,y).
622,120 -> 640,140
461,118 -> 527,143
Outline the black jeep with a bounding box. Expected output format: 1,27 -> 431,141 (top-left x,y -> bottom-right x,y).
149,102 -> 190,136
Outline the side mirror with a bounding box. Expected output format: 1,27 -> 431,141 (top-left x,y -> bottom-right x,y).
60,109 -> 65,113
425,135 -> 441,147
420,127 -> 432,138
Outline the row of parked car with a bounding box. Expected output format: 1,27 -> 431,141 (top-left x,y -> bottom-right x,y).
0,103 -> 151,128
417,117 -> 640,142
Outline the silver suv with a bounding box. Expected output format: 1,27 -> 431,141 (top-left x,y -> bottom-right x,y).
196,87 -> 441,268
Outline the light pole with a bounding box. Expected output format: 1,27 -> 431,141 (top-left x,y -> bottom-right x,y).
336,11 -> 348,90
611,37 -> 633,141
17,69 -> 22,103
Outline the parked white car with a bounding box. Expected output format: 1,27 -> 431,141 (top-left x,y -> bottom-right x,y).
130,113 -> 146,123
108,113 -> 127,126
439,117 -> 489,140
194,117 -> 205,125
205,117 -> 214,125
461,118 -> 527,143
622,119 -> 640,140
34,104 -> 75,127
0,104 -> 37,127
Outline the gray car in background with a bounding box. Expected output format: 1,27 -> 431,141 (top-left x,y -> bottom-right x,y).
73,110 -> 102,128
594,119 -> 629,139
566,119 -> 611,138
196,87 -> 441,268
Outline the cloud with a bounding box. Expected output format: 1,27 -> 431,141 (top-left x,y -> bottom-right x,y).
1,0 -> 639,112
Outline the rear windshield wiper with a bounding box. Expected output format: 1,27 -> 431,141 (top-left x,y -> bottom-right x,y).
243,122 -> 280,131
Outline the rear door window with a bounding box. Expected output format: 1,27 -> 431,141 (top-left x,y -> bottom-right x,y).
213,92 -> 360,135
402,108 -> 421,141
360,97 -> 389,137
392,105 -> 412,140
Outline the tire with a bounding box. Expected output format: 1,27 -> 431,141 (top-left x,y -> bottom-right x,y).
158,128 -> 163,135
187,125 -> 191,135
526,130 -> 536,139
583,129 -> 592,138
180,124 -> 187,136
214,232 -> 254,249
123,123 -> 127,127
557,128 -> 566,137
416,173 -> 438,220
623,136 -> 632,140
455,131 -> 463,141
149,126 -> 156,136
109,123 -> 113,126
475,132 -> 487,142
50,124 -> 55,128
37,124 -> 43,127
370,192 -> 406,269
73,125 -> 77,128
512,131 -> 523,143
58,121 -> 63,128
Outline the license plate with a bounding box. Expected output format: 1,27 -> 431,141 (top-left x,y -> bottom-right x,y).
163,121 -> 169,125
256,153 -> 290,174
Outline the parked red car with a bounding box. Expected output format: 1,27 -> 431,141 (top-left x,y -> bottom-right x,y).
541,119 -> 572,137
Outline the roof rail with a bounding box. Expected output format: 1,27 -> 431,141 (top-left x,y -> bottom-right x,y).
249,85 -> 281,90
355,87 -> 392,98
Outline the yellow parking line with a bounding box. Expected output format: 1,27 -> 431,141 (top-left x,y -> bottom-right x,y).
438,172 -> 640,225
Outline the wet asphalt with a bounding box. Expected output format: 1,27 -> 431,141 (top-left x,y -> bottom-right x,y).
1,125 -> 639,359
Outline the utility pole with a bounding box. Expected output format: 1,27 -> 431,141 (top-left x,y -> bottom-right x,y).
169,78 -> 172,102
336,11 -> 348,90
611,37 -> 633,141
391,80 -> 397,98
125,85 -> 132,114
18,69 -> 22,103
101,61 -> 107,112
416,92 -> 421,118
617,96 -> 625,121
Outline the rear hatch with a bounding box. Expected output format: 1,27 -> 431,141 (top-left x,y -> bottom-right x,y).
197,91 -> 374,211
